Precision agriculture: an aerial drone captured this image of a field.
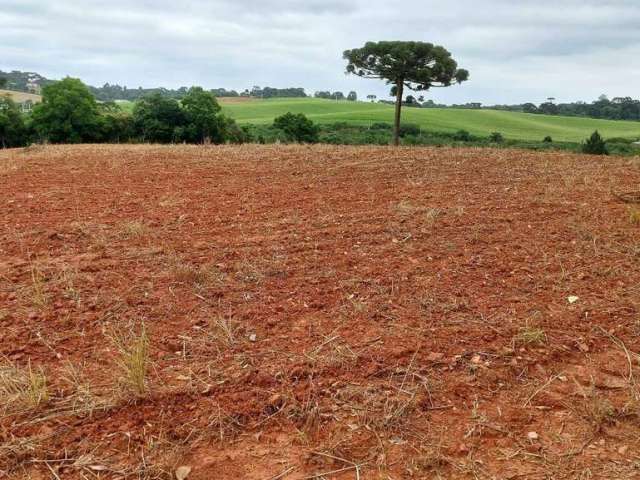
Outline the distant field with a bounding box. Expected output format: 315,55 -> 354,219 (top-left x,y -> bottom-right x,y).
0,89 -> 42,103
115,97 -> 640,142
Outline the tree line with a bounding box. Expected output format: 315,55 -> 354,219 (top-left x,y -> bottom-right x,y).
0,78 -> 251,147
491,95 -> 640,121
0,69 -> 308,102
314,91 -> 358,101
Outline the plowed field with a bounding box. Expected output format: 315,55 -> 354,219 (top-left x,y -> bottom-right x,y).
2,145 -> 640,479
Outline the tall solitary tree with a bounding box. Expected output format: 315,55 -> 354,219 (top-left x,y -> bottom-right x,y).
344,41 -> 468,145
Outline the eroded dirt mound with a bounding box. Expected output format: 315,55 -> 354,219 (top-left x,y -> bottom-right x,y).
1,145 -> 640,479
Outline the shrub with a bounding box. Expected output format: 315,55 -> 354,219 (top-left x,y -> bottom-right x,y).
224,120 -> 251,144
453,129 -> 472,141
543,136 -> 553,143
133,93 -> 185,143
370,122 -> 393,130
0,97 -> 28,148
398,123 -> 421,137
489,132 -> 504,143
582,130 -> 608,155
273,112 -> 319,143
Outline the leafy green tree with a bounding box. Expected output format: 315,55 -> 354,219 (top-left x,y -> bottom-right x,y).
97,102 -> 135,143
31,77 -> 100,143
133,93 -> 185,143
0,97 -> 28,148
273,112 -> 319,143
181,87 -> 226,143
344,41 -> 468,145
347,91 -> 357,101
0,77 -> 7,89
538,101 -> 558,115
582,130 -> 608,155
453,130 -> 472,141
332,91 -> 345,100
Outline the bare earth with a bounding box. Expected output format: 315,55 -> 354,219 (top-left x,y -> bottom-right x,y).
1,145 -> 640,479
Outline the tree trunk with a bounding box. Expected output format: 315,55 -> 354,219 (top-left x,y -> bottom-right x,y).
393,80 -> 404,146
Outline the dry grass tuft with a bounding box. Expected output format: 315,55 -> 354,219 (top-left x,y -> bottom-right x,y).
167,253 -> 225,288
0,359 -> 49,413
515,326 -> 546,346
111,324 -> 150,397
629,208 -> 640,225
424,207 -> 443,227
209,316 -> 238,347
120,220 -> 149,238
29,265 -> 48,309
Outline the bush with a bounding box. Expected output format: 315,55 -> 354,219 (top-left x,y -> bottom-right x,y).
398,123 -> 421,137
133,93 -> 185,143
0,97 -> 28,148
273,112 -> 319,143
370,122 -> 393,130
489,132 -> 504,143
453,129 -> 472,141
225,121 -> 251,144
582,130 -> 608,155
543,136 -> 553,143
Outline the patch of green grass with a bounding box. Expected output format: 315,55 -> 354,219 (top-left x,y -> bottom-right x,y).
218,98 -> 640,142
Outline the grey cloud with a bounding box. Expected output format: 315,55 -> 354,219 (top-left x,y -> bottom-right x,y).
1,0 -> 638,104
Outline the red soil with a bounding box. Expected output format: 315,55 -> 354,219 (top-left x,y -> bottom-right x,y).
1,144 -> 640,479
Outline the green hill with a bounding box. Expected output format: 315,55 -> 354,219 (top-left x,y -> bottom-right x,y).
219,98 -> 640,143
115,97 -> 640,143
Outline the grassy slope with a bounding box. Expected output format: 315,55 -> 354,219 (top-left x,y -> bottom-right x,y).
0,89 -> 42,103
222,98 -> 640,142
117,98 -> 640,142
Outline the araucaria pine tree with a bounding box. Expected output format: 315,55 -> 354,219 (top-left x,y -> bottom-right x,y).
343,41 -> 468,145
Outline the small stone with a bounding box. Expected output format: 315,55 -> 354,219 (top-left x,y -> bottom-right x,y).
568,296 -> 579,304
618,445 -> 629,455
527,431 -> 539,441
249,333 -> 257,342
175,466 -> 191,480
471,355 -> 482,364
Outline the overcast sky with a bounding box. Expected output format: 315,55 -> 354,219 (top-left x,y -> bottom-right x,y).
2,0 -> 639,104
